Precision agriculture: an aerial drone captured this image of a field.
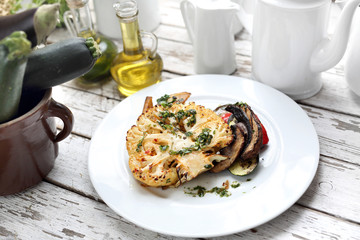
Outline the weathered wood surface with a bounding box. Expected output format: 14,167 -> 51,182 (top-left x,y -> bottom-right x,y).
1,181 -> 360,240
1,0 -> 360,239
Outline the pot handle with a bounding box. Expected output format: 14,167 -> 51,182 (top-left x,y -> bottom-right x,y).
180,0 -> 196,43
45,98 -> 74,142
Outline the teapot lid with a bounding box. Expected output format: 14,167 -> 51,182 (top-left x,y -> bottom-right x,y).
262,0 -> 327,9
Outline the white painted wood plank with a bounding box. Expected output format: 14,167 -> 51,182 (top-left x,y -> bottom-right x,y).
46,134 -> 100,199
159,0 -> 184,28
299,156 -> 360,223
0,181 -> 359,240
302,106 -> 360,164
52,86 -> 119,139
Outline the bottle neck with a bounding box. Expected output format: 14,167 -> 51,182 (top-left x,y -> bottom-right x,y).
119,13 -> 144,55
66,0 -> 95,38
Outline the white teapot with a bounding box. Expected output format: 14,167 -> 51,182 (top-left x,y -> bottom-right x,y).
238,0 -> 360,100
180,0 -> 241,74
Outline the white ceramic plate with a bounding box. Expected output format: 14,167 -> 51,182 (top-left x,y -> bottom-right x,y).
88,75 -> 319,238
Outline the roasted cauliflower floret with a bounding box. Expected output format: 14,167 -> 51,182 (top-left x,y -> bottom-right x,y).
126,100 -> 233,187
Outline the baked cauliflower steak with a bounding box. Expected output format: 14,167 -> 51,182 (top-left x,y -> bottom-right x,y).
126,94 -> 233,187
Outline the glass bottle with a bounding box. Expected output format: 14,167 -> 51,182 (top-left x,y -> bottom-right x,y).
64,0 -> 118,86
111,0 -> 163,97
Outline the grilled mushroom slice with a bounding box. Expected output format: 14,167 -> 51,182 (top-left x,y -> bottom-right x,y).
225,104 -> 252,151
225,103 -> 263,160
211,123 -> 246,173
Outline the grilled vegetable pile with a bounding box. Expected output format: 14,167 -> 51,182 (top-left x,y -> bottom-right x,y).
214,102 -> 269,176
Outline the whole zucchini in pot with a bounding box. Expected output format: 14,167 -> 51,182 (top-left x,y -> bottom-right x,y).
0,31 -> 31,123
22,37 -> 102,92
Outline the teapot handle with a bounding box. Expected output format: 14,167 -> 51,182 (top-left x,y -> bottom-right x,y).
235,0 -> 256,35
180,0 -> 196,43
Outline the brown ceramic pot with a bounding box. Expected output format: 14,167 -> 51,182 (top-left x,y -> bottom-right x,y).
0,89 -> 74,196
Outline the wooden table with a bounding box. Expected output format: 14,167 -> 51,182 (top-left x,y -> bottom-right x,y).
1,0 -> 360,239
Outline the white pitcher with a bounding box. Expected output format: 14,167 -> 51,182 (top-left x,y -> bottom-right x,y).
180,0 -> 241,74
238,0 -> 360,100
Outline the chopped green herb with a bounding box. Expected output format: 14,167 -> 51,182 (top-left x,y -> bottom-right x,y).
208,187 -> 232,197
156,94 -> 177,108
159,110 -> 174,119
136,135 -> 145,152
185,131 -> 193,137
196,128 -> 213,148
159,145 -> 169,152
204,164 -> 212,169
169,147 -> 193,156
166,178 -> 171,183
169,128 -> 213,156
231,181 -> 241,188
184,186 -> 207,197
184,185 -> 231,197
157,120 -> 174,130
185,109 -> 197,126
175,110 -> 186,121
235,101 -> 248,107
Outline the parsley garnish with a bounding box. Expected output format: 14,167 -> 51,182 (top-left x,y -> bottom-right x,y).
204,164 -> 212,169
136,135 -> 145,152
196,128 -> 213,148
159,110 -> 174,119
185,131 -> 193,137
156,94 -> 177,108
184,185 -> 231,197
159,145 -> 169,152
169,128 -> 213,156
231,181 -> 241,188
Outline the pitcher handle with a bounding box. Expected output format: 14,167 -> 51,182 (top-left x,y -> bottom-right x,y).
180,0 -> 195,43
236,0 -> 255,35
141,31 -> 158,59
63,10 -> 78,37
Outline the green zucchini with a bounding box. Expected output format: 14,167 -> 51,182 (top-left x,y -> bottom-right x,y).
22,37 -> 101,92
229,155 -> 259,176
0,31 -> 31,123
0,4 -> 60,47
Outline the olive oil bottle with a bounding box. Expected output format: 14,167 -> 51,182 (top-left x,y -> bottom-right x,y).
64,0 -> 117,86
111,0 -> 163,97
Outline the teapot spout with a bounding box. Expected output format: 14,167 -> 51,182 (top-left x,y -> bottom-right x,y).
310,0 -> 360,73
